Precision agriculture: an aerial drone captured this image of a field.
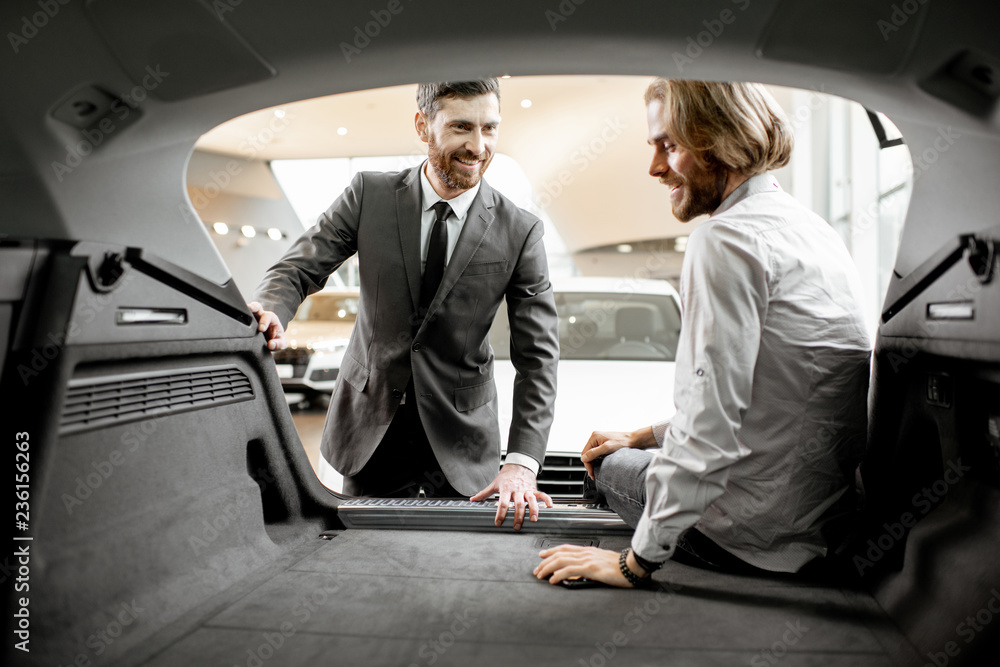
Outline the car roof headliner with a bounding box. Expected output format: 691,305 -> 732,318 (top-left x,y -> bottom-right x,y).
1,0 -> 998,284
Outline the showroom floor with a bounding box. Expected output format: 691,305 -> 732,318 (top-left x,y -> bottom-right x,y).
290,403 -> 326,475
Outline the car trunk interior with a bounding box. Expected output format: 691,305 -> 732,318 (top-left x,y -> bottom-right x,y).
3,1 -> 1000,665
3,239 -> 997,666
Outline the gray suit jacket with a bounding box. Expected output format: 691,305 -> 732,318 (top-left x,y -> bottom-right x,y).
253,165 -> 559,495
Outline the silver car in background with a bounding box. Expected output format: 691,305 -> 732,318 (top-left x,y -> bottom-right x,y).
272,287 -> 360,404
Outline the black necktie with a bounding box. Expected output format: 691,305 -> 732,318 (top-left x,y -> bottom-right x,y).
420,201 -> 451,313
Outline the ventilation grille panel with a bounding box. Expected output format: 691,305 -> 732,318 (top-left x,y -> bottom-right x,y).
61,365 -> 253,434
538,454 -> 587,498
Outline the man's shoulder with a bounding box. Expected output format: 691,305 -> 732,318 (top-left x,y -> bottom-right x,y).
352,165 -> 420,191
708,185 -> 822,235
686,208 -> 775,268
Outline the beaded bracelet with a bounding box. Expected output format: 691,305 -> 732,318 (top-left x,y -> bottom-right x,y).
618,548 -> 649,587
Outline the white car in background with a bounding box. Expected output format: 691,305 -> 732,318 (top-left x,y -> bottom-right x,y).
490,276 -> 681,498
272,287 -> 360,405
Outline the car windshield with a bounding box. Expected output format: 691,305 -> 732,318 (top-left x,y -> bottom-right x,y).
491,291 -> 681,361
293,294 -> 360,323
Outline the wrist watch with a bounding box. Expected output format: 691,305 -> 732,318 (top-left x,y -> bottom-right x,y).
619,548 -> 664,587
632,549 -> 665,575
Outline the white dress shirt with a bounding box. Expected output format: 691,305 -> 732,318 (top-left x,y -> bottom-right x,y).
418,163 -> 539,476
418,163 -> 480,269
632,173 -> 872,572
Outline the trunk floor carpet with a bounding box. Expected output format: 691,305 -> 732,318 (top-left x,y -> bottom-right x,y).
131,529 -> 919,666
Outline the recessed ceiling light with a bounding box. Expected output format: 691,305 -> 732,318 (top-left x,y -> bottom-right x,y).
337,127 -> 348,136
616,244 -> 633,254
520,99 -> 532,108
267,228 -> 283,241
501,74 -> 512,79
274,109 -> 286,119
674,236 -> 688,252
241,225 -> 256,238
212,222 -> 229,235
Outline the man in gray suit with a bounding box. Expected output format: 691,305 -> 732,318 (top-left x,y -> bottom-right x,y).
249,79 -> 559,530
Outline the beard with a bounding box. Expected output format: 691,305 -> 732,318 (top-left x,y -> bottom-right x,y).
666,162 -> 728,222
427,136 -> 492,191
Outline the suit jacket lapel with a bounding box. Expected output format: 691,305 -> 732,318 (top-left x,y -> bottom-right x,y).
396,166 -> 423,312
424,180 -> 496,321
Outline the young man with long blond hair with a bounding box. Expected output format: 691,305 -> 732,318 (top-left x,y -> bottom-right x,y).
536,80 -> 871,586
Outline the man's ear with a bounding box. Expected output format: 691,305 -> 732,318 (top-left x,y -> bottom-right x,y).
415,111 -> 429,143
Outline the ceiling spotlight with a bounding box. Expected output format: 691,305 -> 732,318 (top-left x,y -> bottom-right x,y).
241,225 -> 256,238
337,127 -> 348,136
500,74 -> 512,79
267,228 -> 283,241
520,99 -> 532,109
274,109 -> 286,119
616,244 -> 633,254
212,222 -> 229,235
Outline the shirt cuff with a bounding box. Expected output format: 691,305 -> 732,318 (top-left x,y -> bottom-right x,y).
631,510 -> 677,563
502,452 -> 540,476
651,419 -> 671,448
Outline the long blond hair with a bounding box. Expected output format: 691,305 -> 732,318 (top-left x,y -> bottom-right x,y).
645,79 -> 793,176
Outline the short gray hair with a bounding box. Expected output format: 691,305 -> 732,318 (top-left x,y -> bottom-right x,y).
416,79 -> 501,119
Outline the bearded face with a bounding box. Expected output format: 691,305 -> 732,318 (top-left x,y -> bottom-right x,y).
418,92 -> 500,197
426,134 -> 493,192
646,99 -> 729,222
661,156 -> 728,222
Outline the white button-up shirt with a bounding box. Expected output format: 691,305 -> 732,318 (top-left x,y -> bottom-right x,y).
632,173 -> 872,572
418,162 -> 480,271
